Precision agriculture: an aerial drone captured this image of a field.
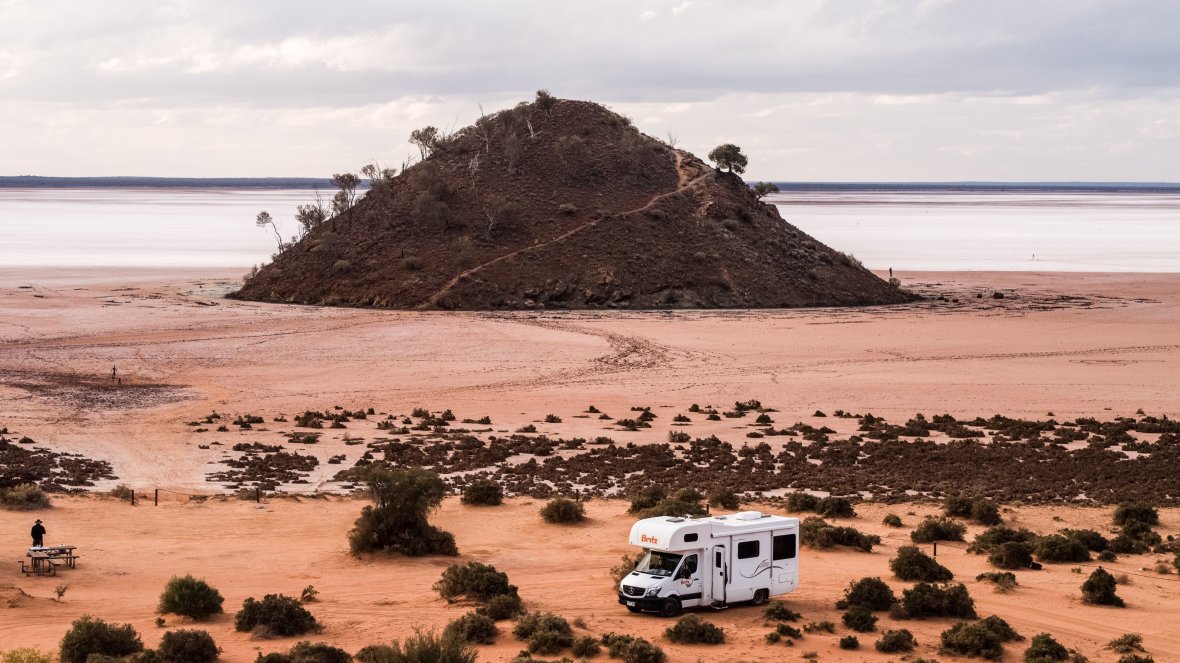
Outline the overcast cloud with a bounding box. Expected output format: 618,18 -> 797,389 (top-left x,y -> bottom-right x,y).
2,0 -> 1178,180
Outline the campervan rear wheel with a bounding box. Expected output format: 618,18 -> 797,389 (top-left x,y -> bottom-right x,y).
751,589 -> 769,606
659,597 -> 682,618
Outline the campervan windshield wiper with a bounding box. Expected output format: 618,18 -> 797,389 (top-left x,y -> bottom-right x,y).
634,550 -> 682,577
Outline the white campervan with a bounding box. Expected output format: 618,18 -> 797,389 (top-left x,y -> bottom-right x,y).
618,511 -> 799,617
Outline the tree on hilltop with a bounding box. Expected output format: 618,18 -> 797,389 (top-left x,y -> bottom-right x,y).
708,143 -> 748,174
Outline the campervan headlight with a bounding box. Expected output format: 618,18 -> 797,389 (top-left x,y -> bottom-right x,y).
644,587 -> 660,597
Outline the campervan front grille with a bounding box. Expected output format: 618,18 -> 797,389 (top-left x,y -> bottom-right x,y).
621,585 -> 644,597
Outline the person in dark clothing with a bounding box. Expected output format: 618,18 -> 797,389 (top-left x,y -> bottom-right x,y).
31,519 -> 46,547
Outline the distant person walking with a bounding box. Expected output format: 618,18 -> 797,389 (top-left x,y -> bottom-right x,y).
31,519 -> 45,547
111,366 -> 117,380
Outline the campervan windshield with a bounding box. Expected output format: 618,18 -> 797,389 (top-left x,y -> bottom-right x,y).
635,550 -> 682,577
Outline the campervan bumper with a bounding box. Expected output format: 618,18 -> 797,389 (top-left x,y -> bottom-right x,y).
617,593 -> 663,611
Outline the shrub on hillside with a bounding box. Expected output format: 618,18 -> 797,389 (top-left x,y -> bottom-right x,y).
940,617 -> 1021,661
234,594 -> 318,637
891,545 -> 953,582
158,575 -> 224,620
664,615 -> 724,644
58,615 -> 144,663
443,613 -> 497,645
1024,633 -> 1070,663
836,577 -> 896,611
874,629 -> 916,653
1034,535 -> 1090,563
900,583 -> 976,619
707,488 -> 740,510
1081,567 -> 1124,607
842,606 -> 877,632
513,612 -> 573,654
460,481 -> 503,506
800,517 -> 880,551
347,467 -> 457,556
0,483 -> 51,510
288,641 -> 351,663
989,542 -> 1034,569
911,516 -> 967,543
540,497 -> 585,524
601,633 -> 666,663
157,630 -> 218,663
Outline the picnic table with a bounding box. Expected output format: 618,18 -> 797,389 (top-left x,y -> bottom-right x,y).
22,545 -> 79,576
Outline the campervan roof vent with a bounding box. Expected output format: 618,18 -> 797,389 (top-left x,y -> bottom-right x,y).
666,517 -> 684,522
735,511 -> 763,521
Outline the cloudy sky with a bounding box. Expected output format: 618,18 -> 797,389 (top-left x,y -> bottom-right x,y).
2,0 -> 1179,181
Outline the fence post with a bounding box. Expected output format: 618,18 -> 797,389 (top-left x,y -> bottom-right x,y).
154,488 -> 159,506
130,491 -> 135,506
933,541 -> 938,557
255,487 -> 261,503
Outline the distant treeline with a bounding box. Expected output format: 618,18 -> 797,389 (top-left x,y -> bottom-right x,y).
0,176 -> 349,189
765,181 -> 1180,194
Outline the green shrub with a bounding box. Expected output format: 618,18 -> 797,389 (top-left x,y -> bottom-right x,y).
288,641 -> 351,663
977,615 -> 1022,642
373,629 -> 475,663
786,493 -> 819,512
256,654 -> 293,663
707,488 -> 740,510
157,630 -> 218,663
1107,633 -> 1144,654
976,571 -> 1017,592
875,629 -> 916,653
971,499 -> 1003,526
911,517 -> 967,543
1081,567 -> 1124,606
571,636 -> 600,658
1024,633 -> 1070,662
0,649 -> 52,663
1034,535 -> 1090,563
610,551 -> 644,589
0,483 -> 51,510
234,594 -> 318,636
443,613 -> 497,645
476,593 -> 523,620
540,498 -> 585,524
601,633 -> 666,663
837,577 -> 896,611
900,583 -> 976,619
354,645 -> 394,663
803,620 -> 835,634
883,513 -> 903,527
1113,502 -> 1159,527
460,481 -> 502,506
816,496 -> 856,518
763,601 -> 802,621
347,467 -> 457,556
971,526 -> 1037,552
434,562 -> 516,603
842,606 -> 877,632
801,517 -> 880,551
940,617 -> 1021,660
989,542 -> 1034,569
891,545 -> 953,582
158,575 -> 224,620
513,612 -> 573,654
838,635 -> 859,650
664,615 -> 724,644
1117,655 -> 1154,663
1061,528 -> 1108,552
628,486 -> 667,513
59,615 -> 144,663
775,623 -> 803,639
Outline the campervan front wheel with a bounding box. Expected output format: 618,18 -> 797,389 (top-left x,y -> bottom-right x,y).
659,597 -> 681,618
751,589 -> 769,606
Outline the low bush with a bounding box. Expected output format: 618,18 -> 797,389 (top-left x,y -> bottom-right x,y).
883,513 -> 903,527
540,498 -> 585,524
601,633 -> 666,663
59,615 -> 144,663
707,488 -> 740,511
664,614 -> 724,644
891,545 -> 953,582
971,526 -> 1037,552
435,562 -> 516,603
0,649 -> 52,663
841,606 -> 877,632
800,517 -> 880,552
234,594 -> 318,636
900,582 -> 976,619
1024,633 -> 1070,662
940,617 -> 1021,660
610,551 -> 644,589
443,613 -> 497,645
989,542 -> 1035,569
571,636 -> 600,658
476,593 -> 523,620
1061,528 -> 1108,552
288,641 -> 351,663
976,571 -> 1018,592
911,516 -> 967,543
513,612 -> 573,654
1035,535 -> 1090,563
460,481 -> 502,506
875,629 -> 916,653
1117,655 -> 1155,663
763,601 -> 802,622
1081,567 -> 1124,606
158,575 -> 224,620
1107,634 -> 1145,654
803,620 -> 835,634
1113,502 -> 1159,527
157,630 -> 218,663
774,623 -> 803,639
786,493 -> 818,512
0,483 -> 51,510
365,629 -> 475,663
817,497 -> 856,518
839,635 -> 859,650
837,577 -> 896,611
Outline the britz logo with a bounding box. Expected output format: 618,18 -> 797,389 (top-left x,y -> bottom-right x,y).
640,533 -> 659,544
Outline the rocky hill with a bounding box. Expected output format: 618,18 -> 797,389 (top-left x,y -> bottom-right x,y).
232,96 -> 914,309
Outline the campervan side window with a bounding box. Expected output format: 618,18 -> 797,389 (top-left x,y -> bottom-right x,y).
773,533 -> 797,560
737,540 -> 760,559
683,533 -> 699,543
